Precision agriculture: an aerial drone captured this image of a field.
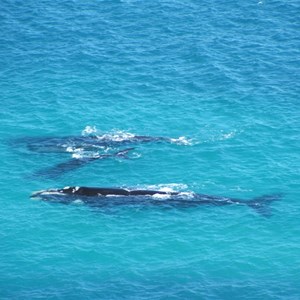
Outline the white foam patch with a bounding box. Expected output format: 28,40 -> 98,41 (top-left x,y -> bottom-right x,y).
170,136 -> 193,145
71,149 -> 102,159
213,129 -> 242,142
152,193 -> 172,200
145,183 -> 188,192
66,146 -> 85,153
220,131 -> 236,140
198,129 -> 243,144
158,187 -> 175,193
80,127 -> 192,145
178,192 -> 195,199
132,153 -> 142,159
82,125 -> 97,136
72,153 -> 83,159
40,191 -> 62,196
72,199 -> 84,205
66,146 -> 75,153
96,130 -> 136,142
229,186 -> 253,192
70,148 -> 87,159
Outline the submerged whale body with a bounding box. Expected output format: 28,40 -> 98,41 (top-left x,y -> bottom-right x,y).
31,186 -> 281,217
34,148 -> 135,178
14,134 -> 176,153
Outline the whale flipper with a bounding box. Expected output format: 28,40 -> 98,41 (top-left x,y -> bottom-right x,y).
115,147 -> 135,159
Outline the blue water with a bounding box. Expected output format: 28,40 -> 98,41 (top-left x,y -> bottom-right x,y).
1,0 -> 299,298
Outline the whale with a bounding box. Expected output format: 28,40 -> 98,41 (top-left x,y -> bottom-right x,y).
31,186 -> 281,217
34,148 -> 135,178
13,134 -> 182,154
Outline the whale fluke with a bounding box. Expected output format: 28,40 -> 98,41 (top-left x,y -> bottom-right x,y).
246,194 -> 282,217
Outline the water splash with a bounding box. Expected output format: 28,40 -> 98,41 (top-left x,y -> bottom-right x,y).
143,183 -> 189,192
95,130 -> 136,142
81,125 -> 97,136
81,126 -> 193,145
170,136 -> 193,145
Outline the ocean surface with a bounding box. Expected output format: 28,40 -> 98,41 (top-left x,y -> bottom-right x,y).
0,0 -> 299,299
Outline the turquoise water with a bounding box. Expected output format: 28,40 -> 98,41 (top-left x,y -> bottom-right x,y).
1,0 -> 299,299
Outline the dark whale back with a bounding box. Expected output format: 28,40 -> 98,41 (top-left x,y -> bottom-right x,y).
59,186 -> 179,197
31,187 -> 282,217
